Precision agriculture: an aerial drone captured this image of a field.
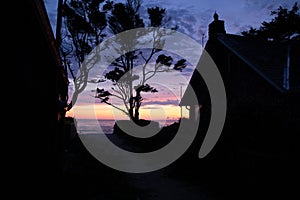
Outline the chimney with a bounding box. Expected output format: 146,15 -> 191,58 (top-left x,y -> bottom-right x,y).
208,12 -> 226,40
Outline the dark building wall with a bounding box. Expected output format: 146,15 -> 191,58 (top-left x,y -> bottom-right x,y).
290,44 -> 300,89
203,38 -> 294,163
193,14 -> 298,197
15,1 -> 67,196
21,0 -> 61,154
207,39 -> 288,115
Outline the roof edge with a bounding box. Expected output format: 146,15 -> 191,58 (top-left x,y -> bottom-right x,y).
31,0 -> 62,68
216,34 -> 286,93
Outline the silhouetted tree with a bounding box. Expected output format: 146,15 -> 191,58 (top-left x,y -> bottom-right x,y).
57,0 -> 108,112
95,0 -> 186,121
242,2 -> 300,42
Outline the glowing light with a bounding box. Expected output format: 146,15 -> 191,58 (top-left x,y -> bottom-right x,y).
66,103 -> 189,120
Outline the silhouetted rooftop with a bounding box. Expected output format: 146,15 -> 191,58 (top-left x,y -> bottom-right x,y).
180,33 -> 299,106
216,33 -> 300,92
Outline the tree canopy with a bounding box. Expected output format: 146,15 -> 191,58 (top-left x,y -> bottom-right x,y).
58,0 -> 108,112
241,2 -> 300,42
95,0 -> 187,121
58,0 -> 187,121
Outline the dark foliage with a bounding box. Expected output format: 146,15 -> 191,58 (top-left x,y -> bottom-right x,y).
242,2 -> 300,42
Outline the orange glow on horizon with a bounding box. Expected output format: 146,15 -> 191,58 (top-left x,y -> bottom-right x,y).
66,103 -> 189,120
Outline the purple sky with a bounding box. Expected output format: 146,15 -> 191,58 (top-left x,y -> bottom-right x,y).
43,0 -> 298,115
44,0 -> 298,43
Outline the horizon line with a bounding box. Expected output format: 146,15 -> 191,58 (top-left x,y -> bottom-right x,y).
67,117 -> 181,121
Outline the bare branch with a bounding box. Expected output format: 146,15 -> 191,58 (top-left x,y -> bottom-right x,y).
99,98 -> 129,116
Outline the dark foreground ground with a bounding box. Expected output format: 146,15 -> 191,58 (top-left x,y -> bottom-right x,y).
55,118 -> 298,200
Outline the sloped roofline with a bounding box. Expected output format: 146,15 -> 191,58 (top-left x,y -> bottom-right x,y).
30,0 -> 69,85
31,0 -> 62,69
216,34 -> 286,93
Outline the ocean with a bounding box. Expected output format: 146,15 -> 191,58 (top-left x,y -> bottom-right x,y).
74,119 -> 178,134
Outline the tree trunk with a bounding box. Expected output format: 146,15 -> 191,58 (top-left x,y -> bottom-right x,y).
134,107 -> 140,121
134,90 -> 142,121
129,96 -> 134,120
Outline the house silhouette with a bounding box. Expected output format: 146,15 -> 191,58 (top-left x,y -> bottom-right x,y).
181,11 -> 300,148
180,12 -> 299,198
16,0 -> 69,196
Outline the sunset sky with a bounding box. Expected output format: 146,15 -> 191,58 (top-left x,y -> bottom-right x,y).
44,0 -> 297,120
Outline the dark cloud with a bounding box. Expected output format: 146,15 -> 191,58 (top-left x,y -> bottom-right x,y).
143,99 -> 179,106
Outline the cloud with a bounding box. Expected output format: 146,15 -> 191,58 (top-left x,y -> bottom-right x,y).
45,0 -> 298,39
142,99 -> 179,106
143,0 -> 298,37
